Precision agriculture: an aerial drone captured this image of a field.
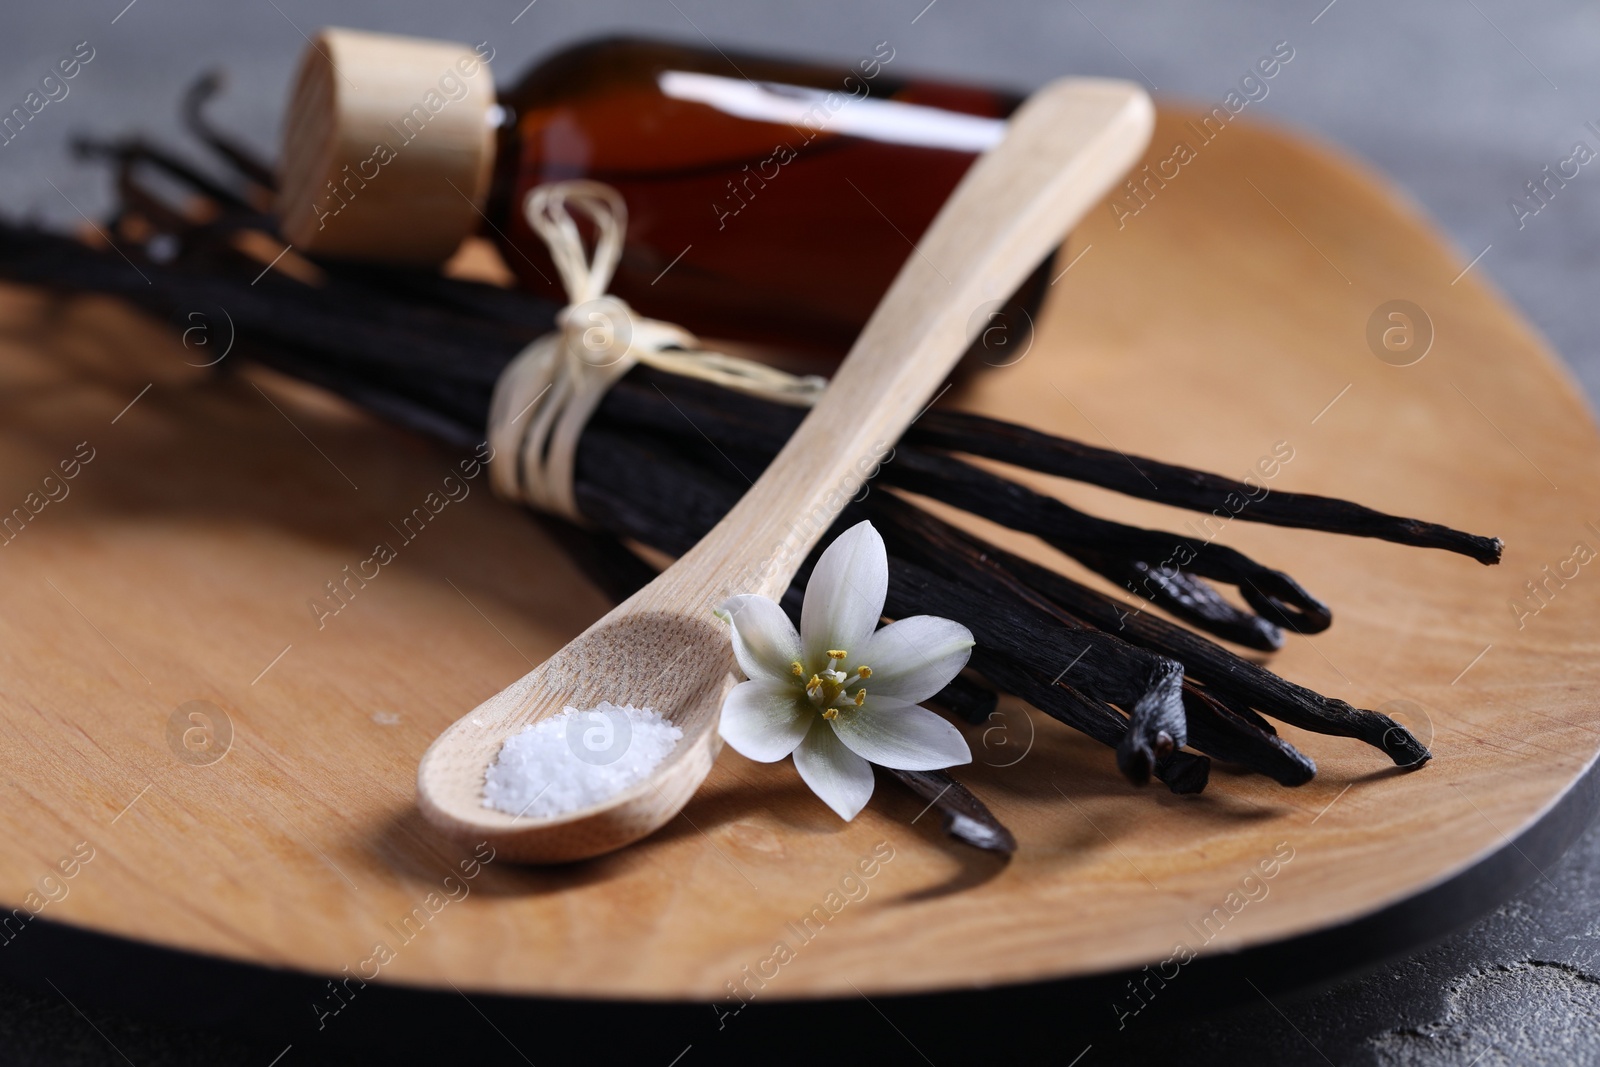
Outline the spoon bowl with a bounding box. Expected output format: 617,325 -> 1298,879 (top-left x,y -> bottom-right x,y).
418,611 -> 732,861
417,76 -> 1155,862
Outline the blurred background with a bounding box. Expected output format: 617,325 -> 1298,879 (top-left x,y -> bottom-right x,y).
5,1 -> 1599,398
2,2 -> 1598,1064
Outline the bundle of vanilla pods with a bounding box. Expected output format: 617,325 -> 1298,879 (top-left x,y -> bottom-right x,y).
0,76 -> 1502,854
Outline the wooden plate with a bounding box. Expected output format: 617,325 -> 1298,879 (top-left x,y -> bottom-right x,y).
2,109 -> 1596,1003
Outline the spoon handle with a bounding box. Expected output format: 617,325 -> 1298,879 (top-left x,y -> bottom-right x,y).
665,78 -> 1153,604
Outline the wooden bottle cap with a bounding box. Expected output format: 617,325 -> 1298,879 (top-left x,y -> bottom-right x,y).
276,27 -> 497,263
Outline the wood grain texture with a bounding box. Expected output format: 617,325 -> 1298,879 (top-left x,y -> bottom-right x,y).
416,77 -> 1154,863
0,108 -> 1596,999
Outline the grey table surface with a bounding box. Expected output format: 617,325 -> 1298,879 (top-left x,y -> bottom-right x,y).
2,2 -> 1598,1064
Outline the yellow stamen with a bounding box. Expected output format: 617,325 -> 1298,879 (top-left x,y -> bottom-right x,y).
854,689 -> 866,706
856,665 -> 873,678
790,661 -> 804,677
821,707 -> 838,720
826,649 -> 848,661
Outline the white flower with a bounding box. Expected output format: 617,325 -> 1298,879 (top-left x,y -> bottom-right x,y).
714,520 -> 974,820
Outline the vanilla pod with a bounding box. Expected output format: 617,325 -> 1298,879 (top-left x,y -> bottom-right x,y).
907,411 -> 1504,565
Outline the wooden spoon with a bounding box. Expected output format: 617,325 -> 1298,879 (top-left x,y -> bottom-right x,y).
416,77 -> 1154,862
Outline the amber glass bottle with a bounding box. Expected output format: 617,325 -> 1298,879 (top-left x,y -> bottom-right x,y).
485,38 -> 1024,352
280,31 -> 1030,355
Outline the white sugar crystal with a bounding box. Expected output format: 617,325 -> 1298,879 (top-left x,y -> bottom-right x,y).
482,702 -> 682,819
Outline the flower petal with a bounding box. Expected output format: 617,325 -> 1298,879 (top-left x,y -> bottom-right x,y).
860,616 -> 975,703
831,699 -> 972,770
718,679 -> 811,762
792,715 -> 875,820
800,520 -> 888,668
716,594 -> 802,683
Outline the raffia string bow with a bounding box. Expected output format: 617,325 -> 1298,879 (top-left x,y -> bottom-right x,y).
487,180 -> 827,521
